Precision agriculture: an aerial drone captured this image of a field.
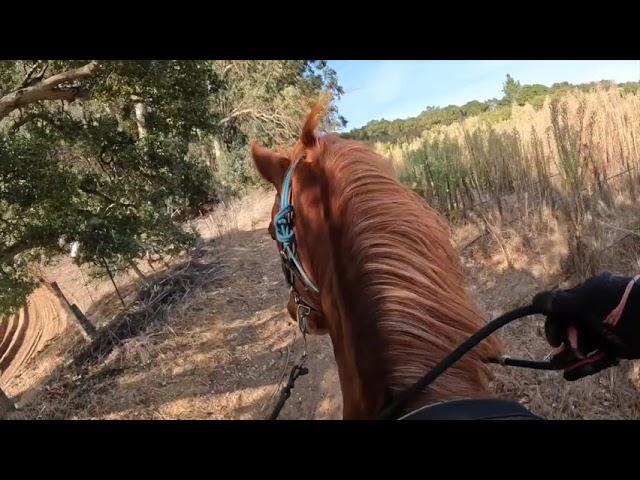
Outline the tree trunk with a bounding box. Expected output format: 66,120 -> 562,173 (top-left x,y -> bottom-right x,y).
133,101 -> 148,139
212,137 -> 223,160
207,136 -> 224,175
44,281 -> 93,342
70,304 -> 97,338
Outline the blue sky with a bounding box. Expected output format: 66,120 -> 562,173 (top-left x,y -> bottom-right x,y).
328,60 -> 640,130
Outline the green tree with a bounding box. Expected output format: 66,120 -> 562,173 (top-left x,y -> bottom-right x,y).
0,60 -> 218,315
514,84 -> 549,109
200,60 -> 346,192
461,100 -> 489,117
502,74 -> 521,105
620,81 -> 640,95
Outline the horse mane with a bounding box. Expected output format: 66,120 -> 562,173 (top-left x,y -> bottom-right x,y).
300,106 -> 503,408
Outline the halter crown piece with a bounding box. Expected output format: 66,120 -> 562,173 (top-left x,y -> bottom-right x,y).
274,157 -> 319,294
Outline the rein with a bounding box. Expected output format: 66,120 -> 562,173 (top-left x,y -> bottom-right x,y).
268,347 -> 308,420
377,304 -> 553,419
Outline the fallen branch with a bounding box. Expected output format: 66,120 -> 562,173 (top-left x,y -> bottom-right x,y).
73,254 -> 230,366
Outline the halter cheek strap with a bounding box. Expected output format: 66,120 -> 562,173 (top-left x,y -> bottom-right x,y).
274,158 -> 319,294
267,157 -> 318,420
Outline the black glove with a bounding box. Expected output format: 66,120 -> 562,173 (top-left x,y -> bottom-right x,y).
532,273 -> 640,381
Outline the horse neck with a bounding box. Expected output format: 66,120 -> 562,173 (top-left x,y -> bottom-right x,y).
316,248 -> 499,419
297,163 -> 500,420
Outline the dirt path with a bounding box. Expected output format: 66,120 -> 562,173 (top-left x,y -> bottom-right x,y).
0,287 -> 68,399
10,190 -> 342,419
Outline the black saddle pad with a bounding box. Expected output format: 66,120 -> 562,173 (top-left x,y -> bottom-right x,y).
400,398 -> 542,420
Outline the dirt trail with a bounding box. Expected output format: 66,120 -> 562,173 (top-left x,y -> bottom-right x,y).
9,190 -> 342,419
0,287 -> 68,398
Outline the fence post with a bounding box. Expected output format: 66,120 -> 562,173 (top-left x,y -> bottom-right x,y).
70,304 -> 98,338
44,282 -> 95,342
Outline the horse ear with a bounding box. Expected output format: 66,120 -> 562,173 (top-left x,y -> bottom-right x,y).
251,142 -> 290,187
300,98 -> 329,149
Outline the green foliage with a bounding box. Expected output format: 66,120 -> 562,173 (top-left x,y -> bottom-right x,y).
515,84 -> 549,106
502,74 -> 521,104
217,143 -> 257,193
478,105 -> 512,123
620,82 -> 640,95
202,60 -> 345,192
0,59 -> 346,313
0,60 -> 218,314
0,269 -> 35,317
461,100 -> 489,117
401,136 -> 470,212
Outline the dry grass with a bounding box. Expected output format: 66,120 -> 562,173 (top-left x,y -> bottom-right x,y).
12,243 -> 233,419
382,87 -> 640,418
73,249 -> 230,367
387,88 -> 640,281
466,223 -> 640,419
7,188 -> 341,420
387,88 -> 639,217
195,188 -> 274,241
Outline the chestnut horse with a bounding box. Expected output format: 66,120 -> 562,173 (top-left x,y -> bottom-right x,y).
251,103 -> 504,419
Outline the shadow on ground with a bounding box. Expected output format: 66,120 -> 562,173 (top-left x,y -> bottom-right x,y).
10,228 -> 341,420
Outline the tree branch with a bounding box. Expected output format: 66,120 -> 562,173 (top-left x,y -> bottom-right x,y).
131,95 -> 148,139
219,108 -> 255,124
19,62 -> 43,88
0,61 -> 98,122
78,185 -> 134,208
40,61 -> 98,89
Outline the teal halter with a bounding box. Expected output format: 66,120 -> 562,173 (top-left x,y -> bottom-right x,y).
274,157 -> 319,294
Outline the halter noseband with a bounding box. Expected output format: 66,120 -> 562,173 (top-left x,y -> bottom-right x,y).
274,155 -> 319,334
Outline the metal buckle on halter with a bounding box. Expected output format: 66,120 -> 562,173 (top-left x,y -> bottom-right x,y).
294,293 -> 311,334
296,303 -> 311,334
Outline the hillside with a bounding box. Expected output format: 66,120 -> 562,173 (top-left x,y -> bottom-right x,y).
344,77 -> 640,144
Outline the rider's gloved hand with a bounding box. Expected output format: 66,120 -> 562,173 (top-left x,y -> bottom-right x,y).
532,273 -> 640,381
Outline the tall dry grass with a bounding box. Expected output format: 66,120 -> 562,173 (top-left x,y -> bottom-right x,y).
385,87 -> 640,278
